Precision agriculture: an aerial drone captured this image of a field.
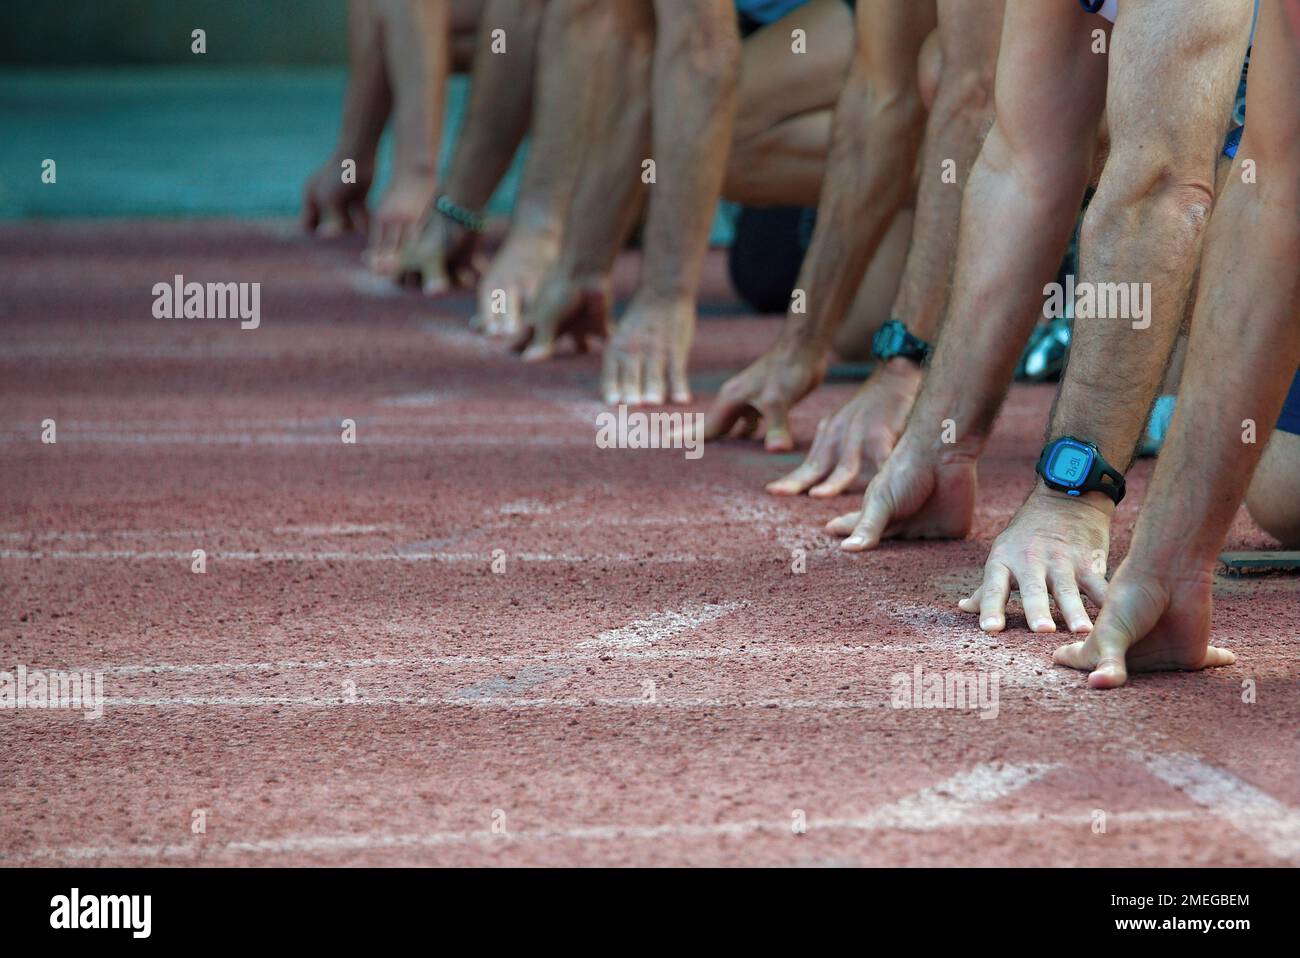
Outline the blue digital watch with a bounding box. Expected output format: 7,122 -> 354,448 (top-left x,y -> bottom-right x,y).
1035,436 -> 1126,504
871,319 -> 932,365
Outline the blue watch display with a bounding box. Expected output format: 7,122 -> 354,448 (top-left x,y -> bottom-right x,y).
1035,436 -> 1126,504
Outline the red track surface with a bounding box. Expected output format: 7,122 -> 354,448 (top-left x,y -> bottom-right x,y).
2,221 -> 1297,867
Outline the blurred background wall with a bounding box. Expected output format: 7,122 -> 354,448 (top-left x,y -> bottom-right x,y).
0,0 -> 348,65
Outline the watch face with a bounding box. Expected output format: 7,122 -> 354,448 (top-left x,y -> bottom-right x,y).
874,323 -> 902,358
1047,443 -> 1093,487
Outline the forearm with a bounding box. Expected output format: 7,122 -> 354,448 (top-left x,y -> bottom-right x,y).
1129,185 -> 1300,566
1047,191 -> 1207,471
780,73 -> 925,356
912,132 -> 1087,451
638,0 -> 742,302
554,1 -> 653,279
891,72 -> 993,343
508,0 -> 606,238
376,0 -> 450,176
441,0 -> 546,209
333,0 -> 392,165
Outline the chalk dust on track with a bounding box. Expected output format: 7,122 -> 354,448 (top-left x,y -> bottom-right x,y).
1,222 -> 1296,866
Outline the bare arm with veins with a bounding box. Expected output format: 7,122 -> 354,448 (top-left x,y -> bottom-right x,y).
474,0 -> 610,336
769,0 -> 1003,496
704,0 -> 936,447
401,0 -> 548,293
365,0 -> 451,276
1056,0 -> 1300,688
510,0 -> 656,360
302,0 -> 392,239
828,0 -> 1107,552
957,0 -> 1254,638
602,0 -> 743,405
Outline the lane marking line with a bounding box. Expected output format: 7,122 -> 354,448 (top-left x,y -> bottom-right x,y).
578,602 -> 743,649
0,433 -> 587,447
0,549 -> 725,563
1134,750 -> 1300,862
0,762 -> 1057,863
88,695 -> 885,709
0,808 -> 1230,864
64,642 -> 922,678
881,602 -> 1073,693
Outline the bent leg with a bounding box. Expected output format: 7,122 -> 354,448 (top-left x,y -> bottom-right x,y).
724,0 -> 855,205
1248,386 -> 1300,548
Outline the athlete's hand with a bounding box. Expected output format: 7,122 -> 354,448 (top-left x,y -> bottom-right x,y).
1053,560 -> 1233,689
364,168 -> 438,276
602,296 -> 695,405
472,229 -> 560,337
397,211 -> 482,295
826,432 -> 976,549
510,267 -> 610,362
957,489 -> 1111,634
301,157 -> 372,238
702,341 -> 826,451
767,359 -> 922,496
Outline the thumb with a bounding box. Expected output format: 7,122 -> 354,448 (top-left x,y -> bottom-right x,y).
760,400 -> 793,453
301,189 -> 321,234
841,477 -> 895,552
318,206 -> 347,239
1083,620 -> 1132,689
1053,606 -> 1137,689
417,246 -> 451,297
495,286 -> 523,338
520,291 -> 559,361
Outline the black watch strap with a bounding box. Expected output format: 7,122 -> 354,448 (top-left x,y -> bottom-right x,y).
871,319 -> 932,364
1035,436 -> 1127,505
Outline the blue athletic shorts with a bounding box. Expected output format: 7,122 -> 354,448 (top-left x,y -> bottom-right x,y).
1279,370 -> 1300,436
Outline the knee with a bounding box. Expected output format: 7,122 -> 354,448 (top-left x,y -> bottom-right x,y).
1246,432 -> 1300,548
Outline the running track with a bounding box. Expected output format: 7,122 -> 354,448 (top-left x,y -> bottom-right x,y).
1,221 -> 1296,866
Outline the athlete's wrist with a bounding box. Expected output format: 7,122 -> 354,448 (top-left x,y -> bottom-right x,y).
880,356 -> 926,384
1030,479 -> 1115,519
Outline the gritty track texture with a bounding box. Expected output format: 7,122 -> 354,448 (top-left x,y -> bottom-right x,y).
1,221 -> 1297,867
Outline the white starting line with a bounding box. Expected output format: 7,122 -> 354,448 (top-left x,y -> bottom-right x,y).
1135,750 -> 1300,861
0,548 -> 727,563
9,759 -> 1293,865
